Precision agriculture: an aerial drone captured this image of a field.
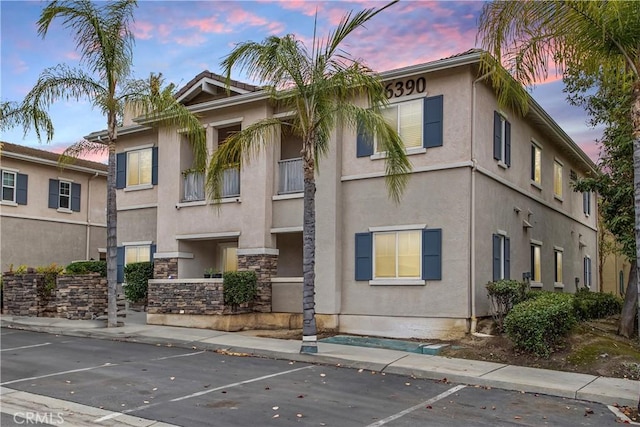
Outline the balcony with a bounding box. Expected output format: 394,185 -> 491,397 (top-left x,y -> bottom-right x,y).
278,157 -> 303,194
182,167 -> 240,202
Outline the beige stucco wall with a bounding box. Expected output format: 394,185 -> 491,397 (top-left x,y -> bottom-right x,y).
339,167 -> 471,319
0,155 -> 107,270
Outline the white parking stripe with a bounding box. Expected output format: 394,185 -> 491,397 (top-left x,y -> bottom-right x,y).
366,384 -> 467,427
94,365 -> 313,423
1,343 -> 51,352
0,363 -> 117,386
152,350 -> 206,361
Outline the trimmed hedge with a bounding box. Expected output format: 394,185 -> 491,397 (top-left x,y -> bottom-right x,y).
66,261 -> 107,277
124,262 -> 153,304
486,279 -> 527,332
223,271 -> 257,309
573,288 -> 623,321
504,292 -> 576,357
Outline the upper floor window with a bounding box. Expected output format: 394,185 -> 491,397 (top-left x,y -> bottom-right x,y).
2,170 -> 16,202
531,143 -> 541,185
127,148 -> 152,187
493,111 -> 511,167
48,179 -> 80,212
116,147 -> 158,190
583,191 -> 591,216
554,160 -> 563,199
356,95 -> 443,157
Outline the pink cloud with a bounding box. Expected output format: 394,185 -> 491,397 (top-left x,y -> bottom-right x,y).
133,20 -> 155,40
64,51 -> 81,61
174,34 -> 207,47
185,17 -> 228,34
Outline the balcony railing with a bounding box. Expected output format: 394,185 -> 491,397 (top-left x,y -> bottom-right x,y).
183,170 -> 205,202
182,167 -> 240,201
278,157 -> 303,194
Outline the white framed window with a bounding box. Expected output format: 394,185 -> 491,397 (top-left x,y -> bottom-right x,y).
492,233 -> 510,281
373,229 -> 421,279
377,99 -> 423,152
59,180 -> 71,210
125,245 -> 151,265
2,170 -> 16,202
553,160 -> 563,199
531,143 -> 542,186
583,256 -> 592,289
530,243 -> 542,283
493,111 -> 511,167
218,242 -> 238,273
554,248 -> 563,285
127,148 -> 153,187
583,191 -> 591,216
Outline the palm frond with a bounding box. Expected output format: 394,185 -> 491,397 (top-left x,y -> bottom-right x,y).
59,139 -> 108,168
0,101 -> 55,143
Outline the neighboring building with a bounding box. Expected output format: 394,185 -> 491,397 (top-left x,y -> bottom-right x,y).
87,50 -> 598,339
0,142 -> 107,270
600,230 -> 630,298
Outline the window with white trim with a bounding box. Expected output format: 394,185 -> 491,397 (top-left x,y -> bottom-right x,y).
583,191 -> 591,216
583,256 -> 592,289
531,243 -> 541,283
554,160 -> 563,199
127,148 -> 153,187
554,248 -> 563,285
2,170 -> 16,202
493,111 -> 511,167
531,143 -> 541,185
492,233 -> 510,281
59,181 -> 71,210
377,99 -> 423,152
125,245 -> 151,265
374,230 -> 421,279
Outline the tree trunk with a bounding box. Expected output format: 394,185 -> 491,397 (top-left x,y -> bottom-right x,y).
618,260 -> 637,337
300,146 -> 317,354
633,81 -> 640,341
106,118 -> 118,327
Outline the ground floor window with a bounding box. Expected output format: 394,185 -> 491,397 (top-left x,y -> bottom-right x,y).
554,248 -> 563,284
374,230 -> 421,279
125,245 -> 151,265
530,243 -> 541,283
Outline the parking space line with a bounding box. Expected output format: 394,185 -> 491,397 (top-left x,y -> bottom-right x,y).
94,365 -> 313,423
152,350 -> 206,361
0,363 -> 118,386
1,343 -> 51,352
366,384 -> 467,427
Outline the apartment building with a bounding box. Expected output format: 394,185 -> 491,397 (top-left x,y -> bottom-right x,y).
88,50 -> 598,339
0,142 -> 107,270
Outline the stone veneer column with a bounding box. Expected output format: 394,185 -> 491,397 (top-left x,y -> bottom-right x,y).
154,258 -> 178,279
236,249 -> 278,313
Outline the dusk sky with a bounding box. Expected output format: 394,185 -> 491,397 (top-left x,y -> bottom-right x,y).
1,0 -> 602,163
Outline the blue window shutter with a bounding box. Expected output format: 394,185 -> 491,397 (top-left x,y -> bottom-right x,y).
71,183 -> 81,212
152,147 -> 159,185
504,237 -> 510,279
493,111 -> 502,160
505,120 -> 511,166
150,244 -> 156,265
492,234 -> 500,281
424,95 -> 443,148
583,192 -> 588,214
356,120 -> 373,157
422,228 -> 442,280
48,179 -> 59,209
16,173 -> 28,205
116,153 -> 126,189
587,257 -> 592,288
355,232 -> 372,280
530,145 -> 535,180
117,246 -> 125,283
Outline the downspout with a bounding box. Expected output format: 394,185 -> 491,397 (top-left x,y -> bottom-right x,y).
86,172 -> 99,260
470,67 -> 496,334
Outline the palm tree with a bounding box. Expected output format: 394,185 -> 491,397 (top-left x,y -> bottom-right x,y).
208,0 -> 410,353
0,101 -> 54,144
22,0 -> 206,327
477,0 -> 640,333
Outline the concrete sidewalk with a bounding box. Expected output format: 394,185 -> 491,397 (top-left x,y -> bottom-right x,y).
1,313 -> 637,408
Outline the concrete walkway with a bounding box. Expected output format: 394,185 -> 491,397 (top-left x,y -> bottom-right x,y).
1,313 -> 637,408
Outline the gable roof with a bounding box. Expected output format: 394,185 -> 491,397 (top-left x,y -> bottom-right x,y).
1,141 -> 108,175
174,70 -> 260,104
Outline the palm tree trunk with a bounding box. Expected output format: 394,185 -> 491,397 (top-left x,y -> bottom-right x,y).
106,139 -> 118,328
633,81 -> 640,342
300,150 -> 317,354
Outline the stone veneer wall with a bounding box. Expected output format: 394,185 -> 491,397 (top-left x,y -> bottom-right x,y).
147,280 -> 252,315
2,272 -> 106,319
154,258 -> 178,279
237,254 -> 278,313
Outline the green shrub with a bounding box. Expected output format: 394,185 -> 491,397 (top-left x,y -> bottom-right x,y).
124,262 -> 153,304
486,279 -> 528,332
504,292 -> 576,357
223,271 -> 257,309
35,263 -> 64,301
573,288 -> 623,321
66,260 -> 107,277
